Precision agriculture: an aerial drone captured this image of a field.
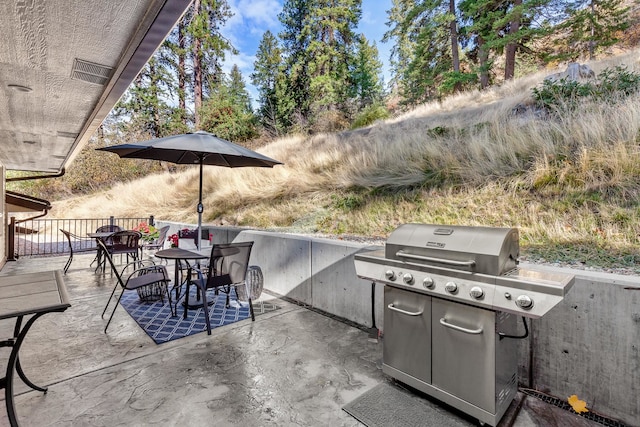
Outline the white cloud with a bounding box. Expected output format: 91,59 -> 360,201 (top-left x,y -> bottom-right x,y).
224,51 -> 255,75
224,0 -> 282,52
360,9 -> 376,26
222,0 -> 282,102
236,0 -> 281,28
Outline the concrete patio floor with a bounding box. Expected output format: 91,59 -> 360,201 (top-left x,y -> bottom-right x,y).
0,253 -> 603,426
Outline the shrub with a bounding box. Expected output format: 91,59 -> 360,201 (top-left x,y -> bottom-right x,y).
438,71 -> 478,95
313,110 -> 350,133
532,66 -> 640,113
594,66 -> 640,98
350,104 -> 390,129
199,97 -> 258,143
531,78 -> 595,111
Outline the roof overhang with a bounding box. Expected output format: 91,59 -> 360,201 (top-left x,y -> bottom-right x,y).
0,0 -> 192,173
5,191 -> 52,213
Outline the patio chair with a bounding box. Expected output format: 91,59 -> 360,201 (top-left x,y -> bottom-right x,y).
186,241 -> 255,335
95,224 -> 122,246
140,225 -> 170,260
108,230 -> 142,266
60,229 -> 98,274
92,225 -> 123,272
177,228 -> 211,249
98,238 -> 171,333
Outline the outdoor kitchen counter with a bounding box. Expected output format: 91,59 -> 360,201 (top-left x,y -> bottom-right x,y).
0,270 -> 71,427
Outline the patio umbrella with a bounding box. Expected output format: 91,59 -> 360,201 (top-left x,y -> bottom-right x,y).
97,131 -> 283,249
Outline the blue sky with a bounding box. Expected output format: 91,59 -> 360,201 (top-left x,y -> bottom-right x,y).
222,0 -> 393,104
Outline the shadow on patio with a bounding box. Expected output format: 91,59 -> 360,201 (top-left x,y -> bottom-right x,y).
0,254 -> 606,426
0,253 -> 384,426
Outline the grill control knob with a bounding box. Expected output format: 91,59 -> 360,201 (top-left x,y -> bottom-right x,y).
403,273 -> 414,285
385,270 -> 396,281
469,286 -> 484,300
516,295 -> 534,310
445,281 -> 458,294
423,277 -> 435,289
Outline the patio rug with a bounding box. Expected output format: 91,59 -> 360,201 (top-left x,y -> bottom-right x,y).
342,382 -> 476,427
120,285 -> 279,344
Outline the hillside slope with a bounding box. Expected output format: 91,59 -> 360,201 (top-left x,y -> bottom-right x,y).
51,50 -> 640,272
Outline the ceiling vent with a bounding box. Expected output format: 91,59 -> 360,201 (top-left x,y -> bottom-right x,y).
71,59 -> 113,85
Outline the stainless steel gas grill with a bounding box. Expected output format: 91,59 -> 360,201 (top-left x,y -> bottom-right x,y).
354,223 -> 575,427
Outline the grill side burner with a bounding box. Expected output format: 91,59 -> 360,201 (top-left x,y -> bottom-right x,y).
354,223 -> 575,427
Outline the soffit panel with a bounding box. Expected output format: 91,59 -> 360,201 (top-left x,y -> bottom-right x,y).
0,0 -> 191,172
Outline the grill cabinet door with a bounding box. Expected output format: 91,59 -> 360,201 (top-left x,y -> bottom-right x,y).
431,297 -> 496,413
383,286 -> 431,384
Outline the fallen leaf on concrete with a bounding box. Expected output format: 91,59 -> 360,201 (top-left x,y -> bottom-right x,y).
568,394 -> 589,413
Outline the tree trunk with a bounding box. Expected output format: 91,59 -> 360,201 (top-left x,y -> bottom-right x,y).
193,0 -> 202,129
149,61 -> 160,137
478,35 -> 489,89
178,20 -> 186,117
449,0 -> 460,73
589,0 -> 595,60
504,0 -> 521,80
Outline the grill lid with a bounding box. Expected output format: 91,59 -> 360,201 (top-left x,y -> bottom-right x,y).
385,223 -> 519,276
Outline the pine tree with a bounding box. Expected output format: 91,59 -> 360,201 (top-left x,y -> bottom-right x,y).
279,0 -> 362,130
560,0 -> 630,60
459,0 -> 506,89
159,23 -> 190,128
200,67 -> 257,142
382,0 -> 415,89
184,0 -> 235,129
504,0 -> 522,80
492,0 -> 552,80
385,0 -> 457,104
349,34 -> 384,110
228,65 -> 253,112
113,57 -> 179,138
274,70 -> 296,133
460,0 -> 553,82
251,30 -> 287,136
406,18 -> 452,103
306,0 -> 362,116
279,0 -> 313,125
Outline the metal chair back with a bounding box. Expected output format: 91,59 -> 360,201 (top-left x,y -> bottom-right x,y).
95,224 -> 122,246
186,241 -> 255,334
109,230 -> 142,262
97,238 -> 170,333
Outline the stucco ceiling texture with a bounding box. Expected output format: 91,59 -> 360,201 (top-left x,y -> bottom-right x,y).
0,0 -> 192,173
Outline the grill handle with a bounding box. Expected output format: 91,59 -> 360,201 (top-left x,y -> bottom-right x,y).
387,303 -> 424,317
395,251 -> 476,268
439,318 -> 483,334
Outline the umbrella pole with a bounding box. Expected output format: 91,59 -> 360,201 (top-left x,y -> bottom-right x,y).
197,156 -> 203,251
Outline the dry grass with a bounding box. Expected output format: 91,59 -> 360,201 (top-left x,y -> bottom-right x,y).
51,49 -> 640,270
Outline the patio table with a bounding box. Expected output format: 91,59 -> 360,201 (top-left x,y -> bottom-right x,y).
155,248 -> 209,316
0,270 -> 71,427
87,231 -> 115,272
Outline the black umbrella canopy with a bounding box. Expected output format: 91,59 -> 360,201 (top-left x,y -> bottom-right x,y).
97,130 -> 282,167
97,130 -> 283,249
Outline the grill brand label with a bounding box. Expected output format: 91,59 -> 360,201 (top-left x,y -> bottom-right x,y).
426,241 -> 445,248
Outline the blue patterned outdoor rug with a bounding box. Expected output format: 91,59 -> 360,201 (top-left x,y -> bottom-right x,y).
120,285 -> 279,344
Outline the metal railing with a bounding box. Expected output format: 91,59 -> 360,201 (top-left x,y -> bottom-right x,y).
8,216 -> 154,259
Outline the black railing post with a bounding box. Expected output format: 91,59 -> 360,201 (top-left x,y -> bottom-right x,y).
149,215 -> 155,226
109,216 -> 115,229
7,217 -> 16,261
